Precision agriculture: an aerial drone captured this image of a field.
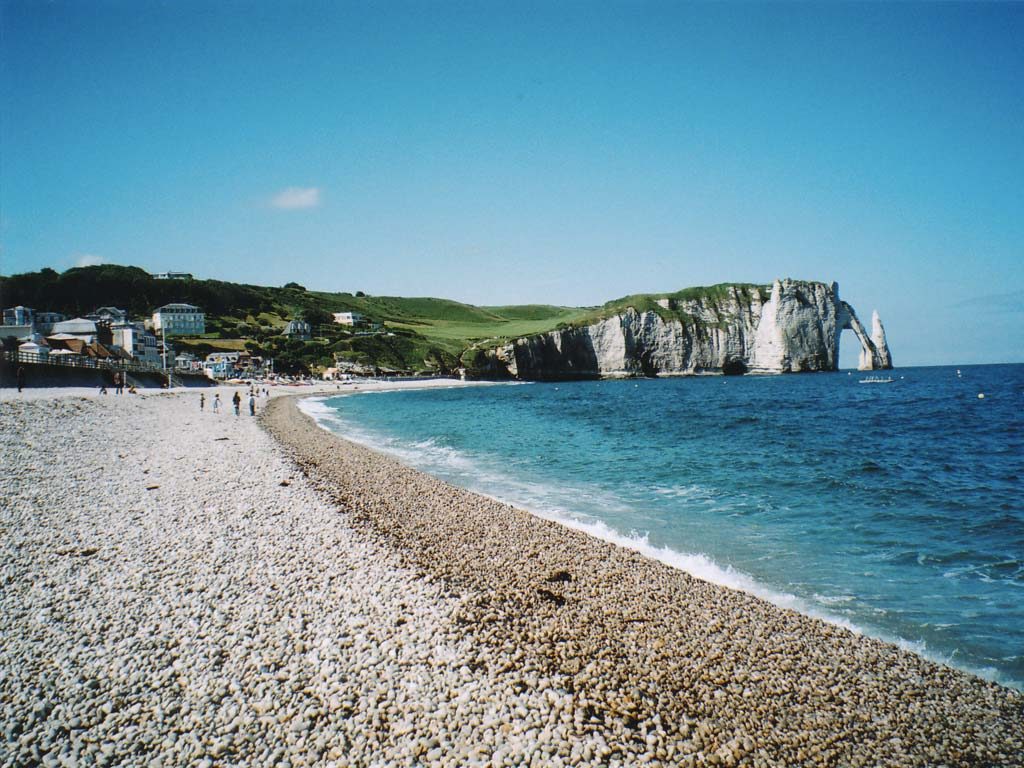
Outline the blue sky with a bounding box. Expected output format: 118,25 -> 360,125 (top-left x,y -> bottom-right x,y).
1,1 -> 1021,366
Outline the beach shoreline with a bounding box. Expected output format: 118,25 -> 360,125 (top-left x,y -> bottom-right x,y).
294,383 -> 1021,692
0,375 -> 486,404
2,386 -> 1021,767
264,392 -> 1023,767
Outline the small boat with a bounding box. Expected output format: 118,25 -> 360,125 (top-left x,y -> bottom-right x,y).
859,376 -> 894,384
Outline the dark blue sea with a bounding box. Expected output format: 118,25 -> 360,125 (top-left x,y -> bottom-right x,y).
302,364 -> 1024,689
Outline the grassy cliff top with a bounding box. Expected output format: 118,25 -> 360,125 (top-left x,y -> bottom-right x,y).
0,265 -> 798,371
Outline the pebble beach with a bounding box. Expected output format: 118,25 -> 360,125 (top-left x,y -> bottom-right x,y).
2,386 -> 1022,767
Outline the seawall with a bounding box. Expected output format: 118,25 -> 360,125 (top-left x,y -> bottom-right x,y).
0,358 -> 213,389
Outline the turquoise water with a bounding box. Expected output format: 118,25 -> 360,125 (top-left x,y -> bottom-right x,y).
302,365 -> 1024,689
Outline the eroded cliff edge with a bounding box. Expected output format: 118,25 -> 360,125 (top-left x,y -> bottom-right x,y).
463,279 -> 893,380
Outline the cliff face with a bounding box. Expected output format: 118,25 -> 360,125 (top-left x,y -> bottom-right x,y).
466,279 -> 893,380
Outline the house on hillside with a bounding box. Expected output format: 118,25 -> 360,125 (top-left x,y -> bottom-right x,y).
152,271 -> 194,280
152,303 -> 205,336
283,319 -> 312,340
332,311 -> 365,327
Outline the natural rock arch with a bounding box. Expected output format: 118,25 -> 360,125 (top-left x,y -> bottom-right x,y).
836,300 -> 893,371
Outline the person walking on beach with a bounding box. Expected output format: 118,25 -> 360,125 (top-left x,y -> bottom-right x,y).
200,393 -> 205,411
248,392 -> 256,416
232,390 -> 241,416
114,372 -> 123,395
213,393 -> 221,413
17,366 -> 25,392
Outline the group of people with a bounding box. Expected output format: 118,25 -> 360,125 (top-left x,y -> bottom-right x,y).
98,372 -> 136,395
200,388 -> 262,416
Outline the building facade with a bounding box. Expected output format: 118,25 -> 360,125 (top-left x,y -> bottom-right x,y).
50,318 -> 99,343
111,322 -> 161,366
284,319 -> 312,339
3,306 -> 33,326
332,311 -> 366,326
34,311 -> 68,335
3,306 -> 69,337
174,352 -> 203,372
87,306 -> 129,324
152,304 -> 205,335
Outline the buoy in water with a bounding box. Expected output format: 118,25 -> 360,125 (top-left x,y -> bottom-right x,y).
978,393 -> 985,399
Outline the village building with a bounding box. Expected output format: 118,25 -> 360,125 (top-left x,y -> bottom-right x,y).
86,306 -> 129,324
45,335 -> 128,364
332,311 -> 366,327
174,352 -> 203,372
203,351 -> 241,380
50,318 -> 99,344
2,306 -> 67,340
110,322 -> 161,365
203,358 -> 232,380
1,322 -> 34,342
33,311 -> 68,335
283,319 -> 312,340
151,303 -> 205,336
202,350 -> 273,379
17,340 -> 49,360
3,306 -> 34,326
151,271 -> 194,280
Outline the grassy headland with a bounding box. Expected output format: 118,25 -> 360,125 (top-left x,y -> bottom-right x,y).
1,265 -> 770,375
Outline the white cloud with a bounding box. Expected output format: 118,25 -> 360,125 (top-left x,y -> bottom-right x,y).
271,186 -> 321,210
75,253 -> 106,268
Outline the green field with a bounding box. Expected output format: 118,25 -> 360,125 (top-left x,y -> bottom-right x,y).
386,307 -> 591,345
173,337 -> 250,352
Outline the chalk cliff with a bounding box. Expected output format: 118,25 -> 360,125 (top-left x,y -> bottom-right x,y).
464,279 -> 893,380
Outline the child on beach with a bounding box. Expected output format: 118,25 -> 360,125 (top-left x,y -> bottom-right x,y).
248,393 -> 255,416
200,393 -> 205,411
213,394 -> 221,413
232,391 -> 241,416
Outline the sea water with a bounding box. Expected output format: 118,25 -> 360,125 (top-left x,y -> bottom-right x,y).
302,364 -> 1024,689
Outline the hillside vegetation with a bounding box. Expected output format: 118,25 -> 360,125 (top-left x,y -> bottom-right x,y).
1,265 -> 770,375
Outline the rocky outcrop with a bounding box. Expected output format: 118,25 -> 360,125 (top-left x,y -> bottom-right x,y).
464,279 -> 892,380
